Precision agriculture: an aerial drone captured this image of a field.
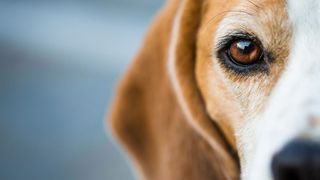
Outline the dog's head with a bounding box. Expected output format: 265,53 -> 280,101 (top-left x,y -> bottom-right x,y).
171,0 -> 320,179
110,0 -> 320,179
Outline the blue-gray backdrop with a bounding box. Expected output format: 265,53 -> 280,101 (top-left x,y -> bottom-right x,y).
0,0 -> 162,179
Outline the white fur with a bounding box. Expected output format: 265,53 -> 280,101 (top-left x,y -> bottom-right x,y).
246,1 -> 320,180
214,2 -> 280,177
170,1 -> 320,180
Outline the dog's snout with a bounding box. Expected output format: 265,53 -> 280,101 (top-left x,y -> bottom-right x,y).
271,140 -> 320,180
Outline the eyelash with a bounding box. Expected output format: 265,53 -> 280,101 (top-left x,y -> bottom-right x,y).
216,33 -> 271,75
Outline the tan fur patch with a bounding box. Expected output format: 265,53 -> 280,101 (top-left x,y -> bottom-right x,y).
108,0 -> 292,179
196,0 -> 291,170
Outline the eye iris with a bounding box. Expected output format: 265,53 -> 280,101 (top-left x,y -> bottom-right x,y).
229,40 -> 261,65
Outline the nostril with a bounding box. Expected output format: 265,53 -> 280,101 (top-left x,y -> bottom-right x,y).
272,151 -> 305,180
271,140 -> 320,180
272,153 -> 305,180
279,166 -> 302,180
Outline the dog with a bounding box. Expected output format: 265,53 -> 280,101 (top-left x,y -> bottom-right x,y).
108,0 -> 320,179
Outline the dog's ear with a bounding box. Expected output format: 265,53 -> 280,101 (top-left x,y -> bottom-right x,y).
109,0 -> 239,179
168,0 -> 240,178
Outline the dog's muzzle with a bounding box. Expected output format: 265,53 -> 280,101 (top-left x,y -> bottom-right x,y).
271,139 -> 320,180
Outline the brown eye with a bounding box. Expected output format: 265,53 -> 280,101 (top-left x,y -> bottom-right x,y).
229,40 -> 262,65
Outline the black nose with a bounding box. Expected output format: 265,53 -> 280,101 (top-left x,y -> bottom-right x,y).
272,140 -> 320,180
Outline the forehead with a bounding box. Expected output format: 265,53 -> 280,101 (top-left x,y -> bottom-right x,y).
196,0 -> 292,116
213,0 -> 290,55
197,0 -> 292,80
204,0 -> 288,23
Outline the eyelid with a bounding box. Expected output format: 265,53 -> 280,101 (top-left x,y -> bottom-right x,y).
215,31 -> 258,52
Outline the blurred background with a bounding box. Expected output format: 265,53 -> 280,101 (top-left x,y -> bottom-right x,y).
0,0 -> 163,179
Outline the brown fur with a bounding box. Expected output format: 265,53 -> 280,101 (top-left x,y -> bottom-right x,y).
195,0 -> 290,166
108,0 -> 291,179
108,0 -> 239,179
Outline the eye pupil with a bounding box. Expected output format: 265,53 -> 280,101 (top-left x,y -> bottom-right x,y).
236,41 -> 254,54
229,39 -> 262,65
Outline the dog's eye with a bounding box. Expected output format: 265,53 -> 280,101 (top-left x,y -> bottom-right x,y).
216,31 -> 271,75
216,33 -> 270,75
228,40 -> 261,65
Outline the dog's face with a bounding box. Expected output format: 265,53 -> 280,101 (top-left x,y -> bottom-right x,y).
111,0 -> 320,179
194,0 -> 320,179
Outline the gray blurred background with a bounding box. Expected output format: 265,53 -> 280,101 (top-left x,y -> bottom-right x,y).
0,0 -> 163,179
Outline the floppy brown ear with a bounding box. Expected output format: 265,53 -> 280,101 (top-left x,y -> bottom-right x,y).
168,0 -> 240,178
108,0 -> 239,179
